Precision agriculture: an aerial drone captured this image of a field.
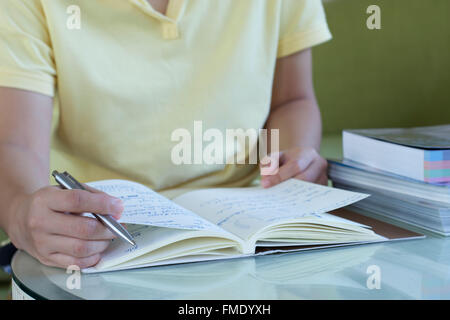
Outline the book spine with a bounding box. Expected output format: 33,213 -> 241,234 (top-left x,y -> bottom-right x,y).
424,150 -> 450,183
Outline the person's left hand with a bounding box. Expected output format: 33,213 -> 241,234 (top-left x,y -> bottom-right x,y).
260,147 -> 328,188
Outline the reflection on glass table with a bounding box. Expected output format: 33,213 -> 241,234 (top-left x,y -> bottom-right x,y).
11,233 -> 450,299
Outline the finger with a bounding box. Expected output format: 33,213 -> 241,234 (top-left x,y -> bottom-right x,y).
261,148 -> 321,187
48,252 -> 102,269
295,148 -> 320,172
44,212 -> 117,240
46,188 -> 124,218
318,173 -> 329,186
261,160 -> 298,188
294,158 -> 328,184
45,235 -> 110,258
260,152 -> 281,176
81,184 -> 124,218
262,151 -> 315,187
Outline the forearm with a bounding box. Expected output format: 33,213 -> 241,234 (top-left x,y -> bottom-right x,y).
260,49 -> 327,186
265,98 -> 322,152
0,88 -> 53,233
0,143 -> 49,232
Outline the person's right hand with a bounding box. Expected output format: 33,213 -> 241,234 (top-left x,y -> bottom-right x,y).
5,185 -> 124,269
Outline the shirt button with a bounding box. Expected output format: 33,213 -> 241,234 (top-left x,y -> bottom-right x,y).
162,22 -> 179,40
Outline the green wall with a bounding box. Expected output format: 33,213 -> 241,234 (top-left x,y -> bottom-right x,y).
315,0 -> 450,135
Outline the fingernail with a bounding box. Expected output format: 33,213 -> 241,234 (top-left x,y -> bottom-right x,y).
110,198 -> 124,216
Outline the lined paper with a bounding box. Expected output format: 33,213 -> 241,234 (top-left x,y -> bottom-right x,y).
87,180 -> 220,231
174,179 -> 370,239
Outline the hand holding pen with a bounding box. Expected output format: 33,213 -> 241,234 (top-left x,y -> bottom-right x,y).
52,171 -> 135,246
5,172 -> 127,269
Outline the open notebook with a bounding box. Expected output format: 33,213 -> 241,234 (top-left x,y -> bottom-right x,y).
82,179 -> 422,273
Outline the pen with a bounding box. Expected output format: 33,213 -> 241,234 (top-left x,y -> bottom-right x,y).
52,170 -> 136,247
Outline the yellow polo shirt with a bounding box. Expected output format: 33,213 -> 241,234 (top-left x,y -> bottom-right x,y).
0,0 -> 331,191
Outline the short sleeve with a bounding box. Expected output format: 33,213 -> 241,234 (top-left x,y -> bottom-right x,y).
0,0 -> 56,96
277,0 -> 332,58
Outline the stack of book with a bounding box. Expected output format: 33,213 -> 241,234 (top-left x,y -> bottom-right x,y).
328,125 -> 450,235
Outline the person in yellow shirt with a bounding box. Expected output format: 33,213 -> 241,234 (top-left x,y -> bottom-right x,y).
0,0 -> 331,268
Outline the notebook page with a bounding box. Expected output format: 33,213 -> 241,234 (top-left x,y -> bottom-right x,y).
84,224 -> 241,272
173,179 -> 370,240
87,180 -> 221,231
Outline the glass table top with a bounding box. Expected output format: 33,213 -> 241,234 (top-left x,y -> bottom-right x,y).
11,231 -> 450,300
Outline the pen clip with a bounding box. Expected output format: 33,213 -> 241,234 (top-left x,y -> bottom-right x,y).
52,170 -> 73,190
62,171 -> 86,190
52,170 -> 84,190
